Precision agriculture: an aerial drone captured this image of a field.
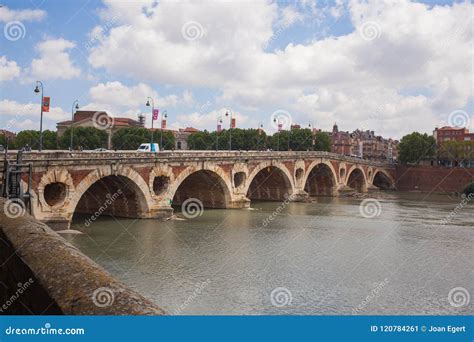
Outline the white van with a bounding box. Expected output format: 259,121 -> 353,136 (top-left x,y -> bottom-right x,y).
137,143 -> 159,152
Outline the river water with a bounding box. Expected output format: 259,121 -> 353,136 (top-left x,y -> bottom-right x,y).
66,192 -> 473,315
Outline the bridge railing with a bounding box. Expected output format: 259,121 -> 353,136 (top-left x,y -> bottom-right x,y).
0,150 -> 394,168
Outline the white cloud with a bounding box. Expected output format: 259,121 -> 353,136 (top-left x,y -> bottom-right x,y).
0,6 -> 46,22
0,99 -> 69,132
80,81 -> 189,126
28,39 -> 80,80
0,56 -> 21,81
86,0 -> 472,138
172,108 -> 253,131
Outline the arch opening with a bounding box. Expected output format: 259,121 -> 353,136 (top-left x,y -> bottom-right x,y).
347,168 -> 366,192
373,171 -> 393,190
44,182 -> 67,207
153,176 -> 170,196
304,164 -> 336,196
173,170 -> 230,208
247,166 -> 292,201
234,172 -> 246,188
74,175 -> 147,219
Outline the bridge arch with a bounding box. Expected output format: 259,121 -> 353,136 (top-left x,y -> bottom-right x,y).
372,169 -> 395,190
169,165 -> 232,208
245,162 -> 294,201
346,166 -> 368,192
69,166 -> 152,219
303,161 -> 338,196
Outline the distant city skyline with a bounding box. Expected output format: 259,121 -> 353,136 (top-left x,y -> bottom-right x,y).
1,0 -> 472,139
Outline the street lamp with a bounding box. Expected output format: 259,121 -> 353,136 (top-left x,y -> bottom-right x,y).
308,123 -> 315,151
273,118 -> 280,151
70,100 -> 79,151
225,110 -> 233,151
216,116 -> 222,150
160,110 -> 168,149
34,81 -> 44,151
145,97 -> 155,147
257,122 -> 263,151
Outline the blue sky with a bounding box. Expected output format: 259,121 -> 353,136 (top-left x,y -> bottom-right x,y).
0,0 -> 472,139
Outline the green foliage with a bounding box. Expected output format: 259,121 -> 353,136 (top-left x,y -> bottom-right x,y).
111,127 -> 175,150
14,130 -> 57,150
268,129 -> 331,151
438,140 -> 474,162
187,130 -> 215,150
59,127 -> 108,150
187,129 -> 268,150
398,132 -> 436,164
314,131 -> 331,152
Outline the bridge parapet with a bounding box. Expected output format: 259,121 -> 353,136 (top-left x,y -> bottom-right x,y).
0,151 -> 395,230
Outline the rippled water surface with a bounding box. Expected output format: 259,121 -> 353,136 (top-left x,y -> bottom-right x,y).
66,192 -> 473,315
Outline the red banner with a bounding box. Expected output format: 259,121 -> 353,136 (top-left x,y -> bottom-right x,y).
153,109 -> 159,120
217,124 -> 222,132
231,118 -> 236,128
161,119 -> 166,129
42,97 -> 50,112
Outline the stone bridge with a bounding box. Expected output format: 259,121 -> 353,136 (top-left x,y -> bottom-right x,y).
1,151 -> 396,230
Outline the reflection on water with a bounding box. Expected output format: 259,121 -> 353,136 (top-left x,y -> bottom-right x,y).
66,192 -> 473,315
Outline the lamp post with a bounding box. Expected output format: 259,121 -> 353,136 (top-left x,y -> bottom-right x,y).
145,97 -> 155,147
216,116 -> 222,150
34,81 -> 44,151
257,122 -> 263,151
160,110 -> 167,150
225,110 -> 233,151
70,100 -> 79,151
273,118 -> 280,151
308,123 -> 314,151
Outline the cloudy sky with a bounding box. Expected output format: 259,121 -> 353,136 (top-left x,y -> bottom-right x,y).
0,0 -> 472,139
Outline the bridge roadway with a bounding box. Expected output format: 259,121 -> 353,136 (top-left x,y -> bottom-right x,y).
0,150 -> 395,230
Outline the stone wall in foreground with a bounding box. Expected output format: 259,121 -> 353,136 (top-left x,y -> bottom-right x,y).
395,165 -> 473,193
0,198 -> 165,315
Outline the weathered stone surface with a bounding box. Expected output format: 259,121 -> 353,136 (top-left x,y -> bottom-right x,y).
0,151 -> 395,229
0,198 -> 165,315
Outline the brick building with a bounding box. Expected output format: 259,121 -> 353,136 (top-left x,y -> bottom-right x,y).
57,111 -> 143,149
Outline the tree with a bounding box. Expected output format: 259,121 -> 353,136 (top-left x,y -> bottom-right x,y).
59,127 -> 108,150
438,140 -> 474,164
398,132 -> 436,164
112,127 -> 149,150
187,130 -> 214,150
14,130 -> 56,150
314,131 -> 331,152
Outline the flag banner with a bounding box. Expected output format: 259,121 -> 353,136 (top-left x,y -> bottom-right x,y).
217,124 -> 222,132
231,118 -> 236,128
278,123 -> 283,132
42,97 -> 50,112
0,315 -> 470,342
153,109 -> 159,120
161,119 -> 166,129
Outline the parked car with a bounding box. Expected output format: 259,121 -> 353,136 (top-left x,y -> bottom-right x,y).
137,143 -> 159,152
